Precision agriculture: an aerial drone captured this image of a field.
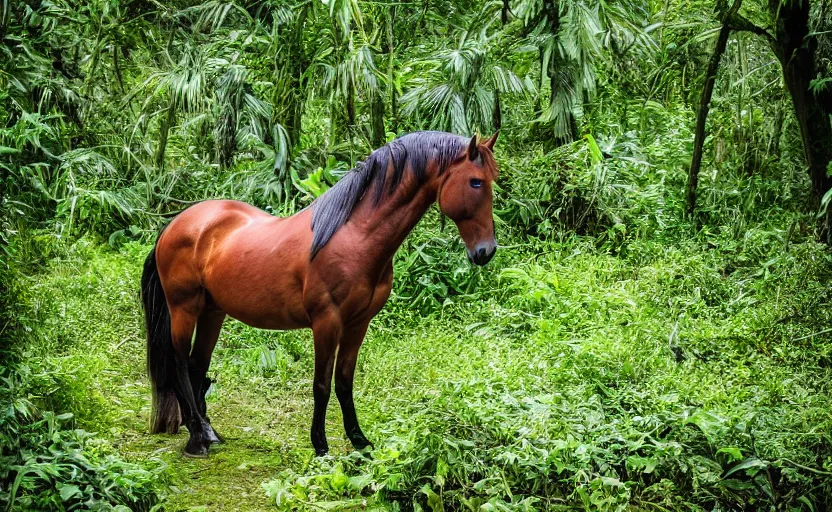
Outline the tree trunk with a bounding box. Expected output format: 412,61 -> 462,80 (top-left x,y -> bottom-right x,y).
278,4 -> 309,149
771,0 -> 832,202
330,101 -> 341,142
765,0 -> 832,240
155,99 -> 176,169
371,91 -> 385,147
386,8 -> 398,134
534,47 -> 544,114
112,44 -> 125,94
217,104 -> 237,170
549,59 -> 576,146
767,93 -> 784,159
493,89 -> 502,132
686,0 -> 742,215
346,77 -> 356,139
543,0 -> 576,146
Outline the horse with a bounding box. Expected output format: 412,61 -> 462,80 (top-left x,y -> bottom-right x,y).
140,131 -> 499,457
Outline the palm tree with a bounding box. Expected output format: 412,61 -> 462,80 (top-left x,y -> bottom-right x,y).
400,1 -> 535,134
309,0 -> 388,147
214,63 -> 272,170
517,0 -> 653,143
136,41 -> 217,169
257,0 -> 311,150
127,2 -> 259,170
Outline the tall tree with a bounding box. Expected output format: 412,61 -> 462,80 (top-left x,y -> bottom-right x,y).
401,2 -> 533,135
686,0 -> 743,215
685,0 -> 832,232
769,0 -> 832,202
518,0 -> 653,145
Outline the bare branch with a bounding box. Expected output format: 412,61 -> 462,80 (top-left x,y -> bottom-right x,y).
728,13 -> 776,47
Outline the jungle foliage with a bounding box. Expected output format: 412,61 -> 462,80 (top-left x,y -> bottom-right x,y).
2,0 -> 832,510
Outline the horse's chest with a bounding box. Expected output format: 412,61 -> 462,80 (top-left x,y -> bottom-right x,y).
306,262 -> 393,324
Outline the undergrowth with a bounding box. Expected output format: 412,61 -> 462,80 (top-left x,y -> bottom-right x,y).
4,107 -> 832,511
262,230 -> 832,511
9,202 -> 832,510
0,237 -> 168,511
0,363 -> 169,511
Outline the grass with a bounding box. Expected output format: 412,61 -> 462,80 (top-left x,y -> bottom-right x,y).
17,221 -> 832,510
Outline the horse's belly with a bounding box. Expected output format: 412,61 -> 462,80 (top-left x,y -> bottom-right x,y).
207,274 -> 310,330
199,215 -> 313,331
225,303 -> 309,331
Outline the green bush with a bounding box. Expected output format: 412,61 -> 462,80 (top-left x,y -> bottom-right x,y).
0,365 -> 169,511
0,233 -> 169,512
264,374 -> 832,511
262,235 -> 832,511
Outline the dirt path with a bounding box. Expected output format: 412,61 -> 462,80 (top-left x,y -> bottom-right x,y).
116,348 -> 354,511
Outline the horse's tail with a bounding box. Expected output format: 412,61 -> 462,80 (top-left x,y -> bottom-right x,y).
141,240 -> 181,434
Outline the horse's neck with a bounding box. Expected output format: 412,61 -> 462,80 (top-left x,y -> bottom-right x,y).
350,176 -> 438,265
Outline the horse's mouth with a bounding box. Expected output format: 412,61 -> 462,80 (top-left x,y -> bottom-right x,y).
467,246 -> 496,266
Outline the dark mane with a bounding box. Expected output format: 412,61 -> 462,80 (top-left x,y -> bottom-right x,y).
309,131 -> 468,259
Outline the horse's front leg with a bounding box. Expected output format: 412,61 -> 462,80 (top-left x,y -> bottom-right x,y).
310,311 -> 342,456
335,322 -> 373,451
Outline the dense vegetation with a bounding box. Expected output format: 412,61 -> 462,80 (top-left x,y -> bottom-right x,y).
2,0 -> 832,510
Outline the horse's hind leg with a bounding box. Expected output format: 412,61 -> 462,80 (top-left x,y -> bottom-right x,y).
169,306 -> 220,457
190,310 -> 226,442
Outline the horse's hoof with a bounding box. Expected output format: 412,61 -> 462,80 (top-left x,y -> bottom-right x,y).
205,426 -> 222,444
314,448 -> 329,457
184,438 -> 210,458
183,446 -> 209,458
351,437 -> 374,451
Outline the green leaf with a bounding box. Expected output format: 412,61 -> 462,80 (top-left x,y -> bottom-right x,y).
420,484 -> 444,512
59,483 -> 81,502
716,447 -> 743,462
723,457 -> 767,478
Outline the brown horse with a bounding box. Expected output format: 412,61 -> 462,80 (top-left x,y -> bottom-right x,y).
141,131 -> 499,457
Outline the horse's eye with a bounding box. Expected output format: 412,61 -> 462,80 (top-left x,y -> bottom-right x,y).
470,178 -> 483,189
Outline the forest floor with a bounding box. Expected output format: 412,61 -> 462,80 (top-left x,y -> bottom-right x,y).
22,233 -> 832,510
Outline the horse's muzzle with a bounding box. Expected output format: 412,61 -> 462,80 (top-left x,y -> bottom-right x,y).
467,242 -> 496,266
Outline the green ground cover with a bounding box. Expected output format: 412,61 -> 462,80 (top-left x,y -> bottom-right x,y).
12,216 -> 832,509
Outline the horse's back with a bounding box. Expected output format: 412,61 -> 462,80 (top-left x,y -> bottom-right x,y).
171,199 -> 272,231
157,200 -> 269,268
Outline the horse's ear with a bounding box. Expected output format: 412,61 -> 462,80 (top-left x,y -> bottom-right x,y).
468,135 -> 479,161
484,131 -> 499,151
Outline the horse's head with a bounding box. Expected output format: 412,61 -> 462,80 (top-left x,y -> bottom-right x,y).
438,133 -> 499,266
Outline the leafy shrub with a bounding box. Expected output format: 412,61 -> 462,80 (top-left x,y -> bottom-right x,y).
0,233 -> 169,512
260,232 -> 832,511
0,365 -> 169,511
496,129 -> 682,248
391,220 -> 496,313
264,373 -> 832,511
